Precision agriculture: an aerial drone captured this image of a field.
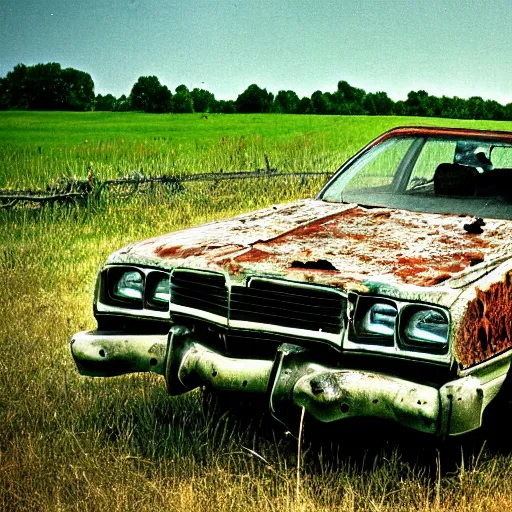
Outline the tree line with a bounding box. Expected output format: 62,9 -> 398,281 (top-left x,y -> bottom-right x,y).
1,62 -> 512,121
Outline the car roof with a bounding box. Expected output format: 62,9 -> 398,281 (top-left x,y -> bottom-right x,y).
371,126 -> 512,147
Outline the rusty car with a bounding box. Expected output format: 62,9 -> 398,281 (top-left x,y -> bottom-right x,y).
71,126 -> 512,436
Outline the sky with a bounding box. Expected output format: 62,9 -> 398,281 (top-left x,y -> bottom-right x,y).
1,0 -> 512,104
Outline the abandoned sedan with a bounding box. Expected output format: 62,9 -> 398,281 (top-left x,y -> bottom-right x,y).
71,126 -> 512,436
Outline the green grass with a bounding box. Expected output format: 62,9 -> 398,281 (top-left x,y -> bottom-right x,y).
3,111 -> 512,189
3,112 -> 512,511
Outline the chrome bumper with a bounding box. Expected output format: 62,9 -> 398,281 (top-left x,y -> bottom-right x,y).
70,326 -> 506,436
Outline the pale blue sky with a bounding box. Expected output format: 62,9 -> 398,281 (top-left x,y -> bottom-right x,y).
1,0 -> 511,103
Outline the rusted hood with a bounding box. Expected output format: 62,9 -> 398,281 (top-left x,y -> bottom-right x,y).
107,200 -> 512,301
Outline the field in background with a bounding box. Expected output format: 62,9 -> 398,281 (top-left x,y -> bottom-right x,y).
3,112 -> 512,511
3,111 -> 512,189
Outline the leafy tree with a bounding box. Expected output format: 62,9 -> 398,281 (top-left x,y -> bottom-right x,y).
172,85 -> 194,113
235,84 -> 273,113
1,64 -> 29,109
336,80 -> 365,103
465,96 -> 486,120
26,62 -> 68,109
363,91 -> 394,115
296,96 -> 311,114
275,90 -> 300,113
438,96 -> 466,119
0,77 -> 8,110
0,63 -> 94,110
332,80 -> 366,114
211,99 -> 236,113
95,93 -> 117,111
425,95 -> 441,117
61,67 -> 94,110
483,100 -> 504,121
504,103 -> 512,121
392,100 -> 407,116
404,90 -> 442,117
129,76 -> 172,113
404,90 -> 431,116
114,94 -> 131,112
191,88 -> 215,112
310,90 -> 332,114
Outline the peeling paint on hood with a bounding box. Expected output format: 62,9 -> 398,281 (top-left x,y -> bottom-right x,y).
107,199 -> 512,301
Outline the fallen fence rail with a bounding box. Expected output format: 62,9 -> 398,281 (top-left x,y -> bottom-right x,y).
0,192 -> 86,209
0,170 -> 332,209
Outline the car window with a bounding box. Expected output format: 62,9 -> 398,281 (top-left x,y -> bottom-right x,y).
321,137 -> 415,202
407,140 -> 456,191
491,146 -> 512,168
344,138 -> 414,191
320,134 -> 512,219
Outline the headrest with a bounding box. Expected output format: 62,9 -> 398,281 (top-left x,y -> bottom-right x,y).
434,163 -> 478,196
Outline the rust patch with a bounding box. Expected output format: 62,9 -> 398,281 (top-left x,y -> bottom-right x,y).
437,262 -> 467,274
156,243 -> 244,259
219,259 -> 246,276
234,206 -> 502,287
371,210 -> 392,221
155,244 -> 183,257
235,248 -> 274,263
456,272 -> 512,368
420,273 -> 453,287
138,202 -> 512,289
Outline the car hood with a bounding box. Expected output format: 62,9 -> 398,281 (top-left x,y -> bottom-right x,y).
107,199 -> 512,307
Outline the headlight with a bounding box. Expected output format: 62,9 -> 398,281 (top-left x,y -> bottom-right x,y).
112,270 -> 143,301
146,273 -> 170,310
152,276 -> 170,302
353,301 -> 397,345
361,303 -> 397,336
400,307 -> 449,352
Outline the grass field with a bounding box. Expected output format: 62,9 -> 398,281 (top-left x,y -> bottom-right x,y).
3,112 -> 512,511
2,111 -> 512,189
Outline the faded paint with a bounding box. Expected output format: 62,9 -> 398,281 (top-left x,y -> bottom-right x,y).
230,206 -> 503,288
106,200 -> 512,297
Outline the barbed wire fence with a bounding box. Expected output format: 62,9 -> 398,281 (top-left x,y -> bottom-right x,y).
0,167 -> 332,209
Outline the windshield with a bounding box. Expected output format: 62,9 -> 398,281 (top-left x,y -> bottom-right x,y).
320,135 -> 512,220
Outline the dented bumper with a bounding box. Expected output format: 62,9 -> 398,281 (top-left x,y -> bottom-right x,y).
70,326 -> 505,436
70,331 -> 168,377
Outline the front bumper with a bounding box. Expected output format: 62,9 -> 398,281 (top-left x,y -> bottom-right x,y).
70,326 -> 504,436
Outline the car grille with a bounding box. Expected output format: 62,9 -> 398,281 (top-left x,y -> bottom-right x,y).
170,269 -> 228,317
170,270 -> 346,340
231,278 -> 344,334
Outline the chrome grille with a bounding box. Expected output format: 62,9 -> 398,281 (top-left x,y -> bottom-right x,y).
169,271 -> 345,338
231,279 -> 345,334
170,269 -> 228,317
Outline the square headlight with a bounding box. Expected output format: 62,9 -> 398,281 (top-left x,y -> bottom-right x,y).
107,268 -> 144,308
399,305 -> 449,353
